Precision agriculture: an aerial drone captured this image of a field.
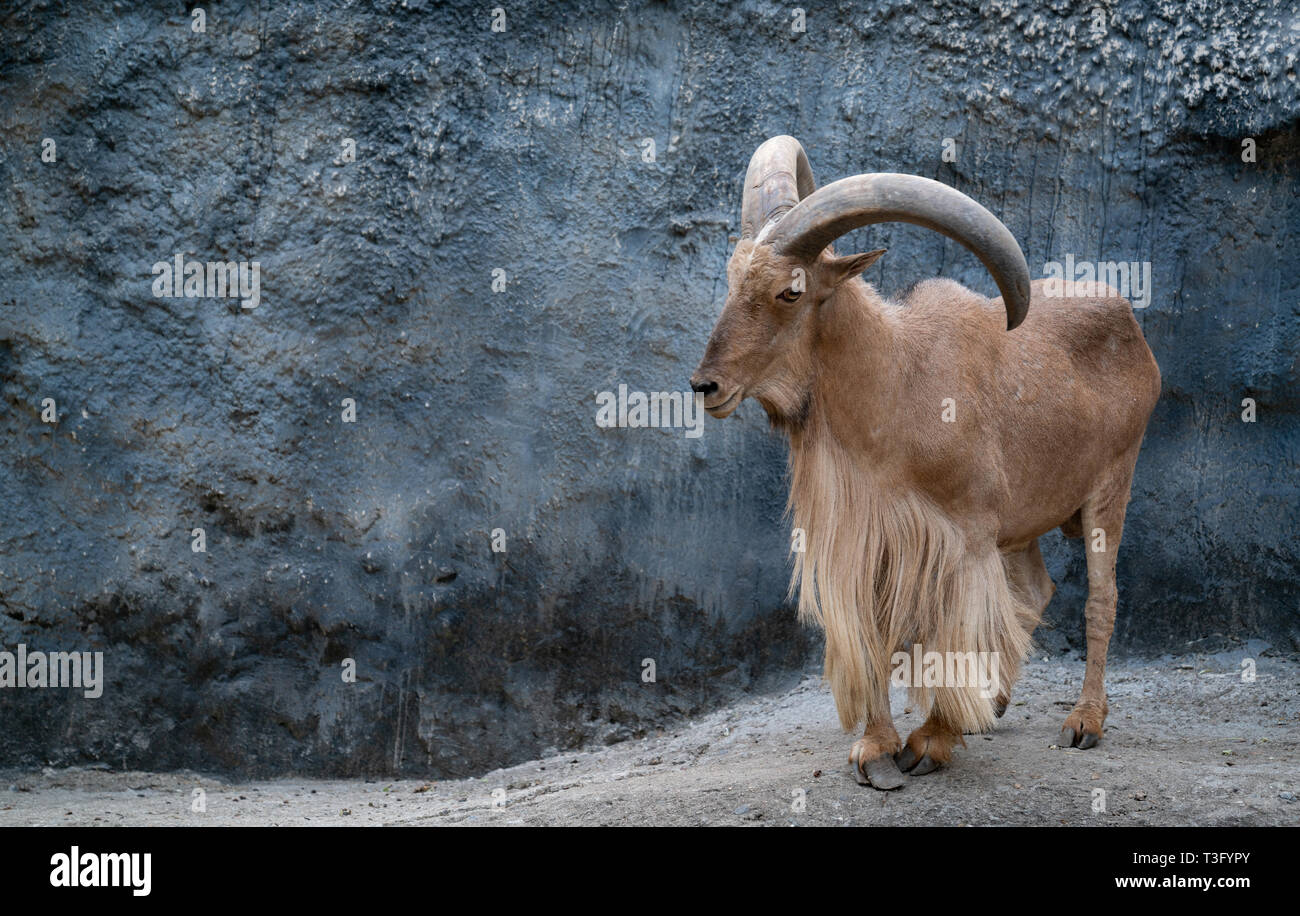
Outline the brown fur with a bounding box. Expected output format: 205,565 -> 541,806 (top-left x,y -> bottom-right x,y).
694,241 -> 1161,777
787,426 -> 1036,733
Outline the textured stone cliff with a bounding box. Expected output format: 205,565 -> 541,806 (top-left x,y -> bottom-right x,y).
0,0 -> 1296,776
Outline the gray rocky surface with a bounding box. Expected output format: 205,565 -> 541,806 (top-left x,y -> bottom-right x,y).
0,1 -> 1296,778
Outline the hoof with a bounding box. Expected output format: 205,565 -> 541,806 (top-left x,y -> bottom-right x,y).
895,746 -> 941,776
850,736 -> 905,789
899,748 -> 941,769
859,754 -> 906,790
1058,724 -> 1102,749
1059,703 -> 1105,749
994,694 -> 1009,719
897,723 -> 959,776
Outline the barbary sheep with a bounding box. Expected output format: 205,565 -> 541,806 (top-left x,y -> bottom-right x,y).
690,136 -> 1161,789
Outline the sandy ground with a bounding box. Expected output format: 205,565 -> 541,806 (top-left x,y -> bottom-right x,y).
2,649 -> 1296,827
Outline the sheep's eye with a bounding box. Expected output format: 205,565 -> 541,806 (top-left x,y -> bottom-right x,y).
777,287 -> 802,303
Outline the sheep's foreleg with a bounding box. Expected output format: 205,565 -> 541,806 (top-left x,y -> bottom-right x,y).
994,538 -> 1057,716
896,712 -> 965,775
849,685 -> 904,790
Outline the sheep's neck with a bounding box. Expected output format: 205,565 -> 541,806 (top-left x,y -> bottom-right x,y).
791,280 -> 901,457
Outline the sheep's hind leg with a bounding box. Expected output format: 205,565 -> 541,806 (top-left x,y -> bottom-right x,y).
1059,458 -> 1136,749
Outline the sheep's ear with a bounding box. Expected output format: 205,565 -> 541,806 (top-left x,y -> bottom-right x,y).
827,248 -> 886,286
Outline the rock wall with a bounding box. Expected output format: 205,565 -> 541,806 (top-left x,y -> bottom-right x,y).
0,0 -> 1296,777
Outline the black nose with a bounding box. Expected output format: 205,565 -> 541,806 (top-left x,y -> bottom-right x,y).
691,378 -> 718,396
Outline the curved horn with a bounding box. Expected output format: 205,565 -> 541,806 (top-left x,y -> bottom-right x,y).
739,136 -> 817,240
766,173 -> 1031,330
